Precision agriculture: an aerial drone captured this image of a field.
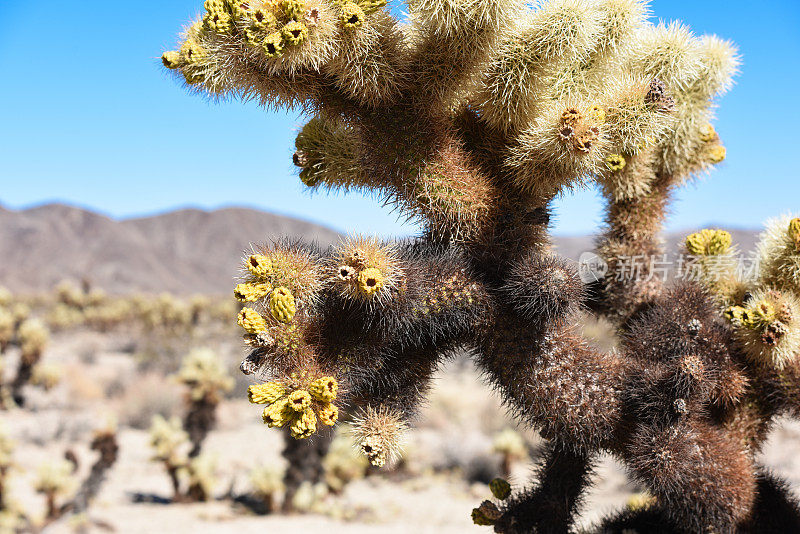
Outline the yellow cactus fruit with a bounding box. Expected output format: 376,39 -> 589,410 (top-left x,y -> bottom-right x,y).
238,307 -> 268,334
162,51 -> 182,69
234,282 -> 273,302
699,124 -> 717,143
250,9 -> 277,31
282,20 -> 308,46
269,287 -> 296,323
686,229 -> 732,256
287,389 -> 312,412
360,0 -> 387,13
248,382 -> 286,404
263,31 -> 284,57
204,9 -> 233,33
790,218 -> 800,251
587,105 -> 606,124
707,230 -> 733,255
686,230 -> 712,255
708,144 -> 727,164
318,403 -> 339,426
724,306 -> 746,322
289,407 -> 317,439
229,0 -> 251,17
489,478 -> 511,500
204,0 -> 225,11
357,267 -> 384,297
262,398 -> 292,427
278,0 -> 306,20
751,299 -> 777,326
740,308 -> 759,329
340,2 -> 365,30
180,40 -> 207,65
605,154 -> 627,173
309,376 -> 338,402
472,500 -> 501,526
247,254 -> 273,277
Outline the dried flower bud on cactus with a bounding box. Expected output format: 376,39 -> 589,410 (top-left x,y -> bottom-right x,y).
472,500 -> 502,526
732,289 -> 800,369
352,406 -> 407,467
247,254 -> 273,277
262,398 -> 293,428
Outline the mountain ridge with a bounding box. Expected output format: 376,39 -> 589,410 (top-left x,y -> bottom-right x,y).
0,203 -> 759,295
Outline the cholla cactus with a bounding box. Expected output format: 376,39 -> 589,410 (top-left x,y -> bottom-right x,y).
322,428 -> 368,494
163,0 -> 800,531
10,319 -> 49,407
183,454 -> 217,502
173,348 -> 234,457
0,309 -> 13,354
0,424 -> 14,512
492,428 -> 527,479
249,465 -> 285,513
30,363 -> 62,392
33,459 -> 77,520
66,425 -> 119,520
148,415 -> 190,502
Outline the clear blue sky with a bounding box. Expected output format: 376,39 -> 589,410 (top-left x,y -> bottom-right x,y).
0,1 -> 797,237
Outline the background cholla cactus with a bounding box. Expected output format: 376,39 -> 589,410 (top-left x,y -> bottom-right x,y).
248,464 -> 285,513
491,428 -> 528,480
183,453 -> 218,502
10,318 -> 50,407
0,424 -> 14,513
322,427 -> 368,494
33,459 -> 77,520
173,348 -> 234,457
162,0 -> 800,531
148,415 -> 218,503
149,415 -> 191,502
65,423 -> 120,522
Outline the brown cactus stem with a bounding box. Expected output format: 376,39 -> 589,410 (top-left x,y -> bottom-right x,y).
166,462 -> 184,503
10,351 -> 39,407
592,172 -> 674,327
495,443 -> 595,534
64,432 -> 119,517
184,395 -> 218,458
280,432 -> 333,513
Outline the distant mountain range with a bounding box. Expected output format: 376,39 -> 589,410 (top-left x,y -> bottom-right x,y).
0,204 -> 340,294
0,203 -> 760,295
